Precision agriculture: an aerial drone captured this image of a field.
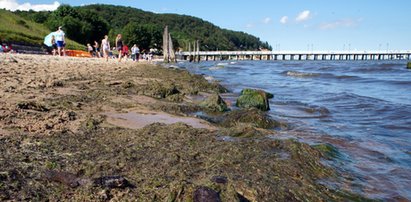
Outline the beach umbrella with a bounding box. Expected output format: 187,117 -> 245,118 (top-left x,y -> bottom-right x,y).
43,32 -> 56,47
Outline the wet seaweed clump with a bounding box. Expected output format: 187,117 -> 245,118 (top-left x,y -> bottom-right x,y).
82,114 -> 105,132
17,101 -> 49,112
219,123 -> 269,138
313,143 -> 342,159
141,81 -> 180,99
219,108 -> 283,129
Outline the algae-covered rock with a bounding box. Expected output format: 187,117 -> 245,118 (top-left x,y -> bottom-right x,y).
193,186 -> 221,202
219,108 -> 283,129
407,62 -> 411,69
200,93 -> 229,112
236,88 -> 272,111
313,143 -> 341,159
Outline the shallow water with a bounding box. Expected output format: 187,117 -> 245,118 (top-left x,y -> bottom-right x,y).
179,60 -> 411,200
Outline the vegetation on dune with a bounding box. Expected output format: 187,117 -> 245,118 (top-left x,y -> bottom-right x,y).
13,4 -> 272,52
0,9 -> 84,50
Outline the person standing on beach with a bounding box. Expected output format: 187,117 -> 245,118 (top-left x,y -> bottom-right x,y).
94,41 -> 100,58
131,44 -> 140,62
51,35 -> 57,56
55,26 -> 65,56
102,35 -> 110,62
115,34 -> 123,62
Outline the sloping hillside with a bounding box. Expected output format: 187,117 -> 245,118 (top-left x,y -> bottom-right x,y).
14,4 -> 271,51
0,9 -> 84,50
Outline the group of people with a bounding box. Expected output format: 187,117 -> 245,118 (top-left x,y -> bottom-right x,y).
99,34 -> 142,62
88,34 -> 141,62
48,27 -> 154,62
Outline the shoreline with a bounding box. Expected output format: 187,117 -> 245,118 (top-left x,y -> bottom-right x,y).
0,54 -> 369,201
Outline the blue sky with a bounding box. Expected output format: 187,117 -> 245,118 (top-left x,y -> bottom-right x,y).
2,0 -> 410,51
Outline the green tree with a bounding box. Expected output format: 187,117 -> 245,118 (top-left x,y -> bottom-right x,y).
123,23 -> 162,51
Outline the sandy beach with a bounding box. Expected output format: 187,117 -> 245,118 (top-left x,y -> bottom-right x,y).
0,54 -> 367,201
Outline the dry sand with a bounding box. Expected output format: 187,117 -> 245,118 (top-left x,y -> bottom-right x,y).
0,54 -> 214,136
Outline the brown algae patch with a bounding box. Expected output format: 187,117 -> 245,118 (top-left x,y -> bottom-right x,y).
0,55 -> 371,201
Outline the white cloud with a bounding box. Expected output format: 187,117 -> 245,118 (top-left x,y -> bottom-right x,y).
319,18 -> 360,30
280,16 -> 288,24
0,0 -> 60,11
296,10 -> 311,22
246,23 -> 254,28
263,17 -> 272,24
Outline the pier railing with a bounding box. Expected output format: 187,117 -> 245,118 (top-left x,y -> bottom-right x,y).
177,50 -> 411,61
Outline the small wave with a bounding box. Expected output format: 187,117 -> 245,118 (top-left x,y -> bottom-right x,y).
217,62 -> 229,66
350,63 -> 402,73
209,66 -> 224,70
273,101 -> 331,118
283,71 -> 321,78
204,75 -> 215,81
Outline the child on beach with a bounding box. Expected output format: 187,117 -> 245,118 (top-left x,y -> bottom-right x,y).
51,35 -> 57,56
102,35 -> 110,62
115,34 -> 123,62
122,44 -> 129,60
87,43 -> 93,56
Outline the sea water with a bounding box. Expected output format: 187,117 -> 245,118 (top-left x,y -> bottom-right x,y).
179,60 -> 411,200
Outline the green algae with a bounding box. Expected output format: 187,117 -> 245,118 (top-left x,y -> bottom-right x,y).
236,88 -> 272,111
313,143 -> 341,159
219,108 -> 284,129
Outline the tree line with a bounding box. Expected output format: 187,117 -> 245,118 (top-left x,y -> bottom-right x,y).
15,4 -> 272,52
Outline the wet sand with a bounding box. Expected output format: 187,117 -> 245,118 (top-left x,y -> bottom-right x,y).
0,54 -> 369,201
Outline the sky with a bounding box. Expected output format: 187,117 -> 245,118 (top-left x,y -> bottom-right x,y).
1,0 -> 411,51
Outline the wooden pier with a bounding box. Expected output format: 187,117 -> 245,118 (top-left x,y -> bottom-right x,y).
178,50 -> 411,61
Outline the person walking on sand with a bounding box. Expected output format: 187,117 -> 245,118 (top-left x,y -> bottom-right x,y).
131,44 -> 140,62
94,40 -> 100,58
55,26 -> 65,56
115,34 -> 123,62
102,35 -> 110,62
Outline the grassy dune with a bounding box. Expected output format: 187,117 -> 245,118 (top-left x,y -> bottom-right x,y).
0,9 -> 84,50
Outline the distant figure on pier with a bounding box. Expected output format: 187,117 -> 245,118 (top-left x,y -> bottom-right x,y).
115,34 -> 123,62
101,35 -> 110,62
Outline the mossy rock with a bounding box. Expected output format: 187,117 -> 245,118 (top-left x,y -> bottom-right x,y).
313,143 -> 341,159
219,108 -> 283,129
407,62 -> 411,69
200,93 -> 229,112
241,88 -> 273,99
236,89 -> 272,111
